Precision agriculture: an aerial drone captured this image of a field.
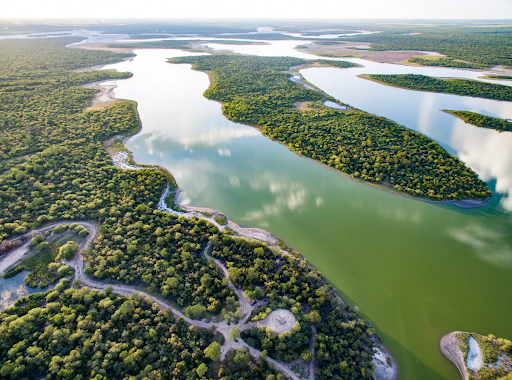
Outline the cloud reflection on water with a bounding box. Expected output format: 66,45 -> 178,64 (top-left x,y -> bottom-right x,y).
449,119 -> 512,211
449,224 -> 512,267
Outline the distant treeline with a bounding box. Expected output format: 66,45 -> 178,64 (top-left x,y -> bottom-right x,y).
407,56 -> 487,70
364,74 -> 512,102
348,27 -> 512,67
108,39 -> 263,50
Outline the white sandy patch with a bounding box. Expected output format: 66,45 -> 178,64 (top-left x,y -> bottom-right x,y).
467,336 -> 484,371
0,244 -> 29,275
372,345 -> 398,380
259,309 -> 297,334
111,151 -> 142,170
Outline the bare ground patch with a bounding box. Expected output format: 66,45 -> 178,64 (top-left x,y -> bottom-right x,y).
71,42 -> 134,53
297,42 -> 444,64
294,101 -> 320,111
84,82 -> 118,111
257,309 -> 297,334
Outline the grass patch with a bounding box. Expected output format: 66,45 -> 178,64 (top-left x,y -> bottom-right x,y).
214,214 -> 228,226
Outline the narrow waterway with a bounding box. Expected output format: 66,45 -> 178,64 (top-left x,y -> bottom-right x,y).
96,45 -> 512,380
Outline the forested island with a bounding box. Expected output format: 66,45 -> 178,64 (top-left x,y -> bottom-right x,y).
444,110 -> 512,132
482,75 -> 512,80
0,37 -> 393,380
169,55 -> 490,201
405,56 -> 487,70
361,74 -> 512,102
441,331 -> 512,380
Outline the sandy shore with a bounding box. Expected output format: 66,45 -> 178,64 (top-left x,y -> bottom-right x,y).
440,332 -> 469,380
84,81 -> 118,110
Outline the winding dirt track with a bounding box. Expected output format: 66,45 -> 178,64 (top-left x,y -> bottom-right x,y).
67,223 -> 301,380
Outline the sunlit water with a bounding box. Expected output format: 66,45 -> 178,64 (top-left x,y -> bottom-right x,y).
0,270 -> 45,311
96,43 -> 512,380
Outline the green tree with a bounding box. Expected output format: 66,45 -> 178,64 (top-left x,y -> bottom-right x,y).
308,310 -> 321,325
59,241 -> 80,260
196,363 -> 208,377
204,341 -> 221,361
229,326 -> 240,341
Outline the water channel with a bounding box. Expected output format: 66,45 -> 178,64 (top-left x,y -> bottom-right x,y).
58,42 -> 512,379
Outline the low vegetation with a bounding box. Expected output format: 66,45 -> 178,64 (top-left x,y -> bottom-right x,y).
483,75 -> 512,80
456,332 -> 512,380
444,110 -> 512,132
363,74 -> 512,102
406,56 -> 487,69
169,55 -> 490,200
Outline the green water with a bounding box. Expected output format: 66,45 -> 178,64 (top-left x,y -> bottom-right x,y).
102,45 -> 512,380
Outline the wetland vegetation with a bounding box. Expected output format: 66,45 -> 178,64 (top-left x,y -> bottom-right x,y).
454,332 -> 512,380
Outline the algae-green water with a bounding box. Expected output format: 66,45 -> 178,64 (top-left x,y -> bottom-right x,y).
101,45 -> 512,380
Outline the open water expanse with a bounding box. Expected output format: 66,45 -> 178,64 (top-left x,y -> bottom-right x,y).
59,41 -> 512,379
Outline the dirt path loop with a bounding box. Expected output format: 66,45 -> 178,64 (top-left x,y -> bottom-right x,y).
0,220 -> 97,276
440,332 -> 468,380
60,222 -> 302,380
203,242 -> 254,326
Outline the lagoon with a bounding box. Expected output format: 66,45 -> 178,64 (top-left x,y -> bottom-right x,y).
100,44 -> 512,380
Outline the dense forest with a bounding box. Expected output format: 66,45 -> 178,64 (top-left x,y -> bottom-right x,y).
169,55 -> 490,200
211,235 -> 376,378
444,110 -> 512,132
0,281 -> 278,379
348,27 -> 512,67
364,74 -> 512,102
0,37 -> 383,380
0,38 -> 168,242
89,210 -> 239,320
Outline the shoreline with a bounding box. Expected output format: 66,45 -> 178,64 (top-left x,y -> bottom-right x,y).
440,332 -> 469,380
90,78 -> 399,380
111,136 -> 399,380
184,64 -> 490,208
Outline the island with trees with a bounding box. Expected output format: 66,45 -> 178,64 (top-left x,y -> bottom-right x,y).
169,55 -> 490,202
443,110 -> 512,132
0,37 -> 397,380
482,75 -> 512,81
360,74 -> 512,102
441,331 -> 512,380
405,56 -> 487,70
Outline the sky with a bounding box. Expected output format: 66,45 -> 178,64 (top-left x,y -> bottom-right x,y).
2,0 -> 512,19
